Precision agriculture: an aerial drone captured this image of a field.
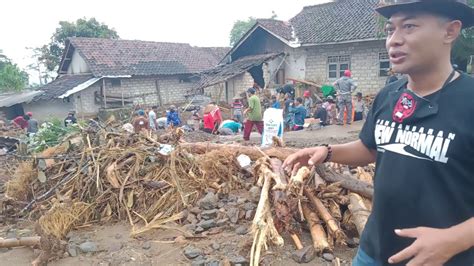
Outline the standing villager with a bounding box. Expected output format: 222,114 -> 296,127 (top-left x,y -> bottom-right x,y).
243,88 -> 263,141
334,70 -> 357,125
283,1 -> 474,265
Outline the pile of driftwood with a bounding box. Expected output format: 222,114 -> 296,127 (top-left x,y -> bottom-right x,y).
0,122 -> 374,264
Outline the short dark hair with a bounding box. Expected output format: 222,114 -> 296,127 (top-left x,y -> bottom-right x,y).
296,97 -> 303,104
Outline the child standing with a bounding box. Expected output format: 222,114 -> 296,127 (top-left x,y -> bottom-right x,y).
231,97 -> 243,123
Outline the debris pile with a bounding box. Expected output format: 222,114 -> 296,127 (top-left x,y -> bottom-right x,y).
0,122 -> 374,264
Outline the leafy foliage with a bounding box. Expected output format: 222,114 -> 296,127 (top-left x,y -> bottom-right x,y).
36,17 -> 119,72
0,51 -> 29,92
29,118 -> 80,152
229,17 -> 257,47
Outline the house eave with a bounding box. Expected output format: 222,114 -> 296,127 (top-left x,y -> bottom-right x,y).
300,38 -> 383,47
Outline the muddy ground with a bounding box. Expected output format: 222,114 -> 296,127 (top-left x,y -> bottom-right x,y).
0,122 -> 363,266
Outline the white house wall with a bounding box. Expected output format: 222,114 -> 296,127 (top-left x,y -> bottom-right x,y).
24,99 -> 74,122
67,50 -> 91,74
284,47 -> 306,81
305,40 -> 387,95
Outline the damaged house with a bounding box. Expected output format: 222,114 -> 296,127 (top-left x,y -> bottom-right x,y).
198,0 -> 389,101
26,37 -> 228,119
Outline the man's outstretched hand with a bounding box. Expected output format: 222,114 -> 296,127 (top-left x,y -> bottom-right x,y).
282,146 -> 328,176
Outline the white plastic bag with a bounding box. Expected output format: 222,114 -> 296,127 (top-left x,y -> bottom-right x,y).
261,108 -> 284,148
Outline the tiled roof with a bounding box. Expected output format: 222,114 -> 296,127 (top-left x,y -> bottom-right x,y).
196,53 -> 284,90
256,19 -> 294,41
34,74 -> 94,101
290,0 -> 380,44
67,38 -> 230,76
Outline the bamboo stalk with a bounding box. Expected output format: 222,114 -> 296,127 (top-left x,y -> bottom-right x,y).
290,233 -> 304,250
302,203 -> 330,254
348,193 -> 371,236
0,236 -> 41,248
304,188 -> 346,245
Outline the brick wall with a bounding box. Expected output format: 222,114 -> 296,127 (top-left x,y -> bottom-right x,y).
305,40 -> 387,95
74,75 -> 199,115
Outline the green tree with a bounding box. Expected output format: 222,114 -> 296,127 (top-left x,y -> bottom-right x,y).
451,0 -> 474,70
229,17 -> 256,47
0,53 -> 29,92
37,17 -> 119,72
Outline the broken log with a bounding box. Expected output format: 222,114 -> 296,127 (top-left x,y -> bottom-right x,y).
304,188 -> 346,245
269,159 -> 292,233
301,203 -> 330,254
348,193 -> 371,236
290,233 -> 304,250
316,164 -> 373,199
0,236 -> 41,248
250,158 -> 284,266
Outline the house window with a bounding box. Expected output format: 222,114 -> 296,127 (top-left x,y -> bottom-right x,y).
328,55 -> 351,79
111,79 -> 121,87
379,52 -> 391,77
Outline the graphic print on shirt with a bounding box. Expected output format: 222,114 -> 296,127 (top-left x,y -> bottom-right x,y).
374,119 -> 455,163
392,92 -> 417,123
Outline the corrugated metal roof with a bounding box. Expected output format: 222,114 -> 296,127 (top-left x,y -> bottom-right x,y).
0,91 -> 44,108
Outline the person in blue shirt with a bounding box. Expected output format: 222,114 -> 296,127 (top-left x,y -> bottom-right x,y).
166,105 -> 181,127
271,95 -> 281,109
289,97 -> 306,131
218,119 -> 242,135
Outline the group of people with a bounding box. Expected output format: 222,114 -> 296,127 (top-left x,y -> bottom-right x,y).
8,110 -> 78,136
132,105 -> 181,133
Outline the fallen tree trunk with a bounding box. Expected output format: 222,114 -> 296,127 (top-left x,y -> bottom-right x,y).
316,165 -> 373,199
348,193 -> 371,236
304,188 -> 346,245
0,236 -> 41,248
302,203 -> 330,254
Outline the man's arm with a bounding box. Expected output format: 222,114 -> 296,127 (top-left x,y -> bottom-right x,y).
282,140 -> 376,174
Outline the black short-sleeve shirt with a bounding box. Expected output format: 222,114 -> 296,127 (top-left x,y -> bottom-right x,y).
359,73 -> 474,265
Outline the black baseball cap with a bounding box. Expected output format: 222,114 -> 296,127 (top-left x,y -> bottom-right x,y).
376,0 -> 474,28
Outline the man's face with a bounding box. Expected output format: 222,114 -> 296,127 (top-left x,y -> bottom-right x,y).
385,12 -> 453,74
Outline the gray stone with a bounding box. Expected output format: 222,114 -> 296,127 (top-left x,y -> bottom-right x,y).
237,197 -> 247,204
197,219 -> 216,230
191,260 -> 206,266
323,253 -> 335,262
211,242 -> 220,250
187,213 -> 198,224
190,207 -> 202,215
242,202 -> 256,211
229,255 -> 248,265
249,186 -> 261,203
245,210 -> 254,220
227,207 -> 239,224
291,246 -> 316,263
216,218 -> 229,227
199,192 -> 218,210
346,237 -> 359,248
114,234 -> 122,240
235,226 -> 248,235
228,195 -> 238,202
217,202 -> 225,208
205,260 -> 220,266
183,246 -> 203,259
79,241 -> 98,253
107,242 -> 123,252
195,226 -> 205,234
201,209 -> 219,220
184,224 -> 197,232
142,241 -> 151,250
67,244 -> 77,257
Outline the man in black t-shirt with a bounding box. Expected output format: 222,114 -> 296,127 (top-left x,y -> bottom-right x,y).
283,1 -> 474,265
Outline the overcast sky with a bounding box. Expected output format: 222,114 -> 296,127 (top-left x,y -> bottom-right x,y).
1,0 -> 330,84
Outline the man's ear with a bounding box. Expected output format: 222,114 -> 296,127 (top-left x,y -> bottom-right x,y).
445,20 -> 462,45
